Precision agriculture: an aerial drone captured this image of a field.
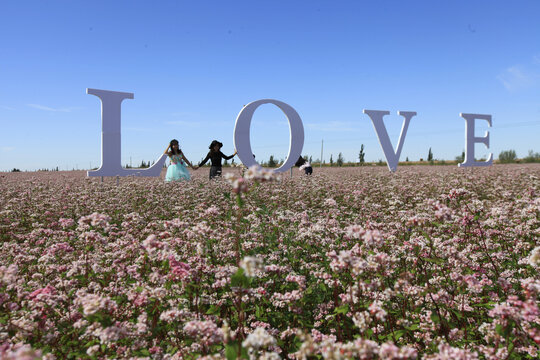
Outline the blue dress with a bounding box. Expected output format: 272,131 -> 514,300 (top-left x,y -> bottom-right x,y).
165,154 -> 191,182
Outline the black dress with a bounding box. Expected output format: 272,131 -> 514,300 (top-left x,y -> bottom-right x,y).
199,151 -> 235,179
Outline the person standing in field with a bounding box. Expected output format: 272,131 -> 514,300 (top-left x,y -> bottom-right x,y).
295,156 -> 313,175
198,140 -> 237,180
164,139 -> 197,182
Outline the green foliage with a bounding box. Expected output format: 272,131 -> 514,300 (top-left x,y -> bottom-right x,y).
523,149 -> 540,163
267,155 -> 277,167
359,144 -> 365,165
337,153 -> 344,167
498,149 -> 517,163
455,150 -> 465,163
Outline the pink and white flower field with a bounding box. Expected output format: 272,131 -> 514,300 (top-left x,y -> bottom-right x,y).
0,164 -> 539,359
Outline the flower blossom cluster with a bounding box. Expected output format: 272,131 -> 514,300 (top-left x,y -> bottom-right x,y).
0,164 -> 538,358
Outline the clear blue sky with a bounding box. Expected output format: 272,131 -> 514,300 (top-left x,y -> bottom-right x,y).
1,0 -> 539,171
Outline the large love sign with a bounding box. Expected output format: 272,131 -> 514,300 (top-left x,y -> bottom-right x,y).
86,88 -> 492,177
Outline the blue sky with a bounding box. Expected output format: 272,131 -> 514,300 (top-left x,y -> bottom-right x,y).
1,0 -> 539,171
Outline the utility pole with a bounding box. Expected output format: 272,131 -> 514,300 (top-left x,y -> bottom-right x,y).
320,139 -> 323,168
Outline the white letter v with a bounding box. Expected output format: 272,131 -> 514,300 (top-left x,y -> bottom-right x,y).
363,110 -> 416,172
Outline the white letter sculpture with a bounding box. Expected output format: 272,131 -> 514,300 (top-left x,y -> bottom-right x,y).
234,99 -> 304,173
363,110 -> 416,172
87,88 -> 167,177
458,113 -> 493,167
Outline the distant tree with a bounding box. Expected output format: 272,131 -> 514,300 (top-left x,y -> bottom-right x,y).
405,157 -> 409,162
337,153 -> 344,167
11,168 -> 21,172
427,148 -> 433,162
268,155 -> 277,167
231,158 -> 235,165
329,154 -> 334,166
309,156 -> 312,164
524,150 -> 540,163
224,159 -> 228,166
455,150 -> 465,163
499,149 -> 517,163
359,144 -> 365,165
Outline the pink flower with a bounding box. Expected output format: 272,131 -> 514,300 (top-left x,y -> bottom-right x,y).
169,255 -> 191,280
28,285 -> 56,301
184,320 -> 224,345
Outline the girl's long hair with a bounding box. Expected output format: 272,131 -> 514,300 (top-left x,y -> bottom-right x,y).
209,140 -> 223,153
169,139 -> 181,155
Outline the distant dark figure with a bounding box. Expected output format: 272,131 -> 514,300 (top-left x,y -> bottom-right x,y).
295,156 -> 313,175
198,140 -> 237,180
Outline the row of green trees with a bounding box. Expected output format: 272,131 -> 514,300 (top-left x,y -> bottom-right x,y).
499,149 -> 540,163
259,147 -> 539,167
12,148 -> 536,173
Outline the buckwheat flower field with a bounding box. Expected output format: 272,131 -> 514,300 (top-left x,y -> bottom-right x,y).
1,165 -> 539,359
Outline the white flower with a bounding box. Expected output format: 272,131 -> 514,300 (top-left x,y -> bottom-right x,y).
242,327 -> 276,350
240,256 -> 264,277
86,345 -> 100,356
324,198 -> 337,207
81,294 -> 102,316
528,247 -> 540,268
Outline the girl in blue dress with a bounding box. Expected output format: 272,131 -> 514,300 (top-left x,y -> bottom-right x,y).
164,139 -> 197,182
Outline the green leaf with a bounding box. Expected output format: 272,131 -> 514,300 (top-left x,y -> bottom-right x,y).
406,323 -> 419,331
231,268 -> 250,288
449,308 -> 463,320
392,329 -> 406,340
236,194 -> 245,207
335,304 -> 349,315
225,343 -> 238,360
206,305 -> 221,315
471,302 -> 495,309
255,304 -> 264,318
138,349 -> 151,356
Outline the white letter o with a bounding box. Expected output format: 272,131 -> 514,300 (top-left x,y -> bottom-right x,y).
233,99 -> 304,173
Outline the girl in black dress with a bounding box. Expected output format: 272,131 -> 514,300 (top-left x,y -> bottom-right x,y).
198,140 -> 237,179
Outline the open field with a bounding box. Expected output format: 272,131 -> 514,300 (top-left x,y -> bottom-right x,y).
1,165 -> 539,359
